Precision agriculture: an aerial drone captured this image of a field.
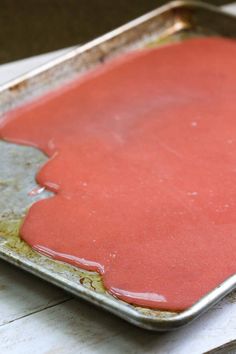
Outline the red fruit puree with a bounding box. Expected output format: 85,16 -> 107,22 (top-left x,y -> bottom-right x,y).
1,37 -> 236,311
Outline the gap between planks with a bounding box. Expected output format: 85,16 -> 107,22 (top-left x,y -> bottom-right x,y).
0,297 -> 73,328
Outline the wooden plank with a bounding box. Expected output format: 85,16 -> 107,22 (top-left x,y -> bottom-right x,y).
0,260 -> 70,326
0,293 -> 236,354
204,340 -> 236,353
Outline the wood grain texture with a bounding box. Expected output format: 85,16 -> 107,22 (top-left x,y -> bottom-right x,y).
0,260 -> 70,326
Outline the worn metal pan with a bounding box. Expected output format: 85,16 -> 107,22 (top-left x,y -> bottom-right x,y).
1,0 -> 236,331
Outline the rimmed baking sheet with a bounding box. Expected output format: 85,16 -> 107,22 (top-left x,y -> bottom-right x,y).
1,1 -> 236,330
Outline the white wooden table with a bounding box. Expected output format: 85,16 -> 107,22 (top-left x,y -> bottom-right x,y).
1,4 -> 236,353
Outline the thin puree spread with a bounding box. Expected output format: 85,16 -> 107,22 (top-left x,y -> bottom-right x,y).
1,37 -> 236,311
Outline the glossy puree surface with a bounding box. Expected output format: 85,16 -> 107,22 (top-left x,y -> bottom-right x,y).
1,37 -> 236,311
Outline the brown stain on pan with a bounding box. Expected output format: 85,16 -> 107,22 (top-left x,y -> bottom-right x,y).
8,81 -> 28,92
0,218 -> 105,294
0,219 -> 177,317
226,290 -> 236,304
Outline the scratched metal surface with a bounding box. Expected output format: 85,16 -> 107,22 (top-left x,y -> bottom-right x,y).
0,141 -> 51,220
0,1 -> 236,330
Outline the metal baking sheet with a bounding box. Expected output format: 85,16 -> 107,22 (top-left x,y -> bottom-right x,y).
1,0 -> 236,331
